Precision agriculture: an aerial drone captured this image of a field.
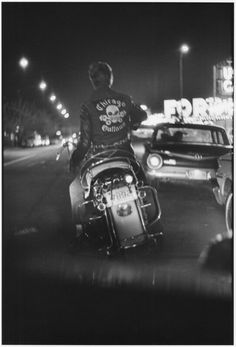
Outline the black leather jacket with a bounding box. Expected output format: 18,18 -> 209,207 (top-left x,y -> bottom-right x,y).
71,85 -> 147,167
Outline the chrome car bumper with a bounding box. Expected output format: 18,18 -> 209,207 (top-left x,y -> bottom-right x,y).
147,167 -> 216,180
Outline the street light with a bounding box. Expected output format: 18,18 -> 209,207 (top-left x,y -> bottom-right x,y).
50,94 -> 56,102
39,80 -> 47,91
61,109 -> 67,115
64,113 -> 70,118
179,44 -> 190,99
19,57 -> 29,70
57,103 -> 63,110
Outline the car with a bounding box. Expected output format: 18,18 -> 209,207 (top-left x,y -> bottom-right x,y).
132,125 -> 155,140
213,151 -> 233,206
41,135 -> 50,146
22,133 -> 42,147
212,151 -> 233,233
143,122 -> 232,184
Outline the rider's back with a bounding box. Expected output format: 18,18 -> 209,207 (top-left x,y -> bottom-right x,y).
84,85 -> 137,147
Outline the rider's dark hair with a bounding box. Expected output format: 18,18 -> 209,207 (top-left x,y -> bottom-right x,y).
88,61 -> 113,88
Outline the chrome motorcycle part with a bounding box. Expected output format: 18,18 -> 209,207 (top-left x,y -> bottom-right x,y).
147,153 -> 163,170
97,202 -> 106,211
116,203 -> 132,217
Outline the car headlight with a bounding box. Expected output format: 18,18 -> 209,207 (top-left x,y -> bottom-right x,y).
147,154 -> 163,170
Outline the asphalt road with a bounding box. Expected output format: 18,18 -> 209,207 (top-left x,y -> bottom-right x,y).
3,145 -> 233,344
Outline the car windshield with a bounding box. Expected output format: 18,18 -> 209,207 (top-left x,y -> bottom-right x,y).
155,127 -> 225,145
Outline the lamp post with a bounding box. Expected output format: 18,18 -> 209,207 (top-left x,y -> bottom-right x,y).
50,94 -> 56,102
19,57 -> 29,70
179,44 -> 189,99
39,80 -> 47,91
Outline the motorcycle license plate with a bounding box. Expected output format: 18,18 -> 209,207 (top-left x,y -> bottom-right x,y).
105,185 -> 137,207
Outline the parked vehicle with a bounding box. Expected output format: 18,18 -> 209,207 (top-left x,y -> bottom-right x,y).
143,122 -> 232,185
212,151 -> 233,234
41,135 -> 50,146
213,152 -> 233,206
57,143 -> 163,255
225,192 -> 233,233
132,125 -> 155,140
21,133 -> 42,147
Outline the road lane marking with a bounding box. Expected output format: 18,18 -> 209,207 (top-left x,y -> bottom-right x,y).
26,160 -> 46,168
4,154 -> 36,167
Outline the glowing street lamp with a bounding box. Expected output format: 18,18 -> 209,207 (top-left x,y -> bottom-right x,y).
64,113 -> 70,119
56,103 -> 63,110
50,94 -> 56,102
180,44 -> 189,54
39,80 -> 47,91
179,43 -> 190,98
61,109 -> 67,115
19,57 -> 29,70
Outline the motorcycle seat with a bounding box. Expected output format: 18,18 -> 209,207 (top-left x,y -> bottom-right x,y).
85,159 -> 131,186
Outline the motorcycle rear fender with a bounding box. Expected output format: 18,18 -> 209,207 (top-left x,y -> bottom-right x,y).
108,199 -> 148,249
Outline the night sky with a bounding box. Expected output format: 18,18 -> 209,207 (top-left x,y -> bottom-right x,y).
2,2 -> 233,127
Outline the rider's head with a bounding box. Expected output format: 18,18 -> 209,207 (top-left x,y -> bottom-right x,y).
88,61 -> 113,89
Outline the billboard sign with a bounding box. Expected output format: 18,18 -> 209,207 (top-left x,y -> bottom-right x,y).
214,59 -> 233,97
164,97 -> 233,123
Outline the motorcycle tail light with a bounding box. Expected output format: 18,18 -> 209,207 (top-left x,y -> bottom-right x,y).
124,174 -> 133,184
147,154 -> 163,170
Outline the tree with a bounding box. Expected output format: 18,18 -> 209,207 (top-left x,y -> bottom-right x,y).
3,97 -> 62,146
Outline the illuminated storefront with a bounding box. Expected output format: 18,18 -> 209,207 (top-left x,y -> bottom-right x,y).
163,59 -> 233,143
214,59 -> 233,98
139,59 -> 233,143
163,97 -> 233,142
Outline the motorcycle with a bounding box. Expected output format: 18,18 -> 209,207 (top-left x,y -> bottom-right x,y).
57,142 -> 163,255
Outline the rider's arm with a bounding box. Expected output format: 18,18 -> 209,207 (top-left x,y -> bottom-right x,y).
78,104 -> 91,154
70,104 -> 91,170
129,99 -> 147,130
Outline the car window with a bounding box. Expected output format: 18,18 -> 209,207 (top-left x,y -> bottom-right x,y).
155,127 -> 221,144
133,127 -> 154,139
217,131 -> 225,145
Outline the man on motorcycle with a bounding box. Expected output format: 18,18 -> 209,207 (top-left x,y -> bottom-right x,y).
69,61 -> 147,236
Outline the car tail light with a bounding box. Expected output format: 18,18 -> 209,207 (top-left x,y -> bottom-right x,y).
147,154 -> 163,170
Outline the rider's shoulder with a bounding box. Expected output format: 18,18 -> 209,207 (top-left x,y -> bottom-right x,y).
110,89 -> 132,103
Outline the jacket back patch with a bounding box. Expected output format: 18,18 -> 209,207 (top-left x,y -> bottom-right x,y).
95,98 -> 127,133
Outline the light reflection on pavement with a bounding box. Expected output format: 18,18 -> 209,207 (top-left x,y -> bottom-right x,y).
15,246 -> 232,299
